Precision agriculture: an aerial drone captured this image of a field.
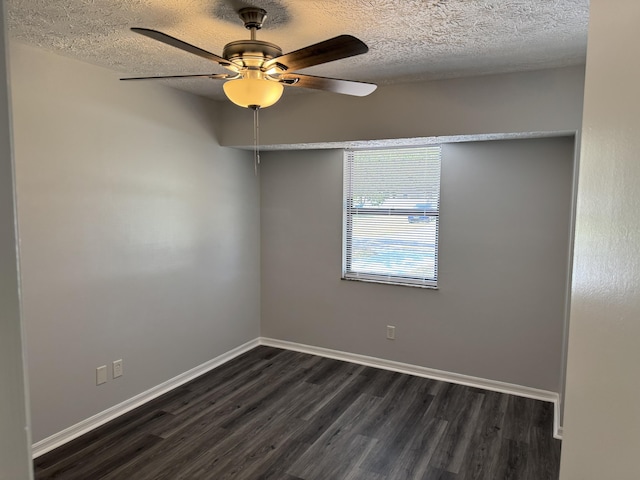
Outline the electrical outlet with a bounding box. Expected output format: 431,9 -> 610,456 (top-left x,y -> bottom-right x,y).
96,365 -> 107,385
386,325 -> 396,340
113,359 -> 123,378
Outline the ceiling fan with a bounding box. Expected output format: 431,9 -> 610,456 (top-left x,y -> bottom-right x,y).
121,7 -> 377,109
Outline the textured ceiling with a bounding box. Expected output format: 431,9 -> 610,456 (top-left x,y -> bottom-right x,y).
6,0 -> 590,101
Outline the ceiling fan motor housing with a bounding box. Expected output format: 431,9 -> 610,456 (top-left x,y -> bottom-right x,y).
223,40 -> 283,68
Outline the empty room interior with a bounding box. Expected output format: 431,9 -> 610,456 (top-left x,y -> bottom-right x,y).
2,1 -> 640,479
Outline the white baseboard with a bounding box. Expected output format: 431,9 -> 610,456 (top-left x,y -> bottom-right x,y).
33,335 -> 563,457
259,337 -> 563,439
32,338 -> 260,458
554,400 -> 564,440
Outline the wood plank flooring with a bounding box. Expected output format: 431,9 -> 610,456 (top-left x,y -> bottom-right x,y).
34,346 -> 561,479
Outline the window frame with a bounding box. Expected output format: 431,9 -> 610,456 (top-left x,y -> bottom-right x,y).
342,146 -> 442,289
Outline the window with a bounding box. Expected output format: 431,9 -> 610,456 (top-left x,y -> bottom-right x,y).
343,146 -> 441,288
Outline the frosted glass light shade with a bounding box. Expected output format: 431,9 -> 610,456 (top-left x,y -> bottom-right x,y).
223,78 -> 284,108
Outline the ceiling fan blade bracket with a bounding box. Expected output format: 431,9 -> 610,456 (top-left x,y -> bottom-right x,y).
219,73 -> 241,81
264,62 -> 288,73
277,77 -> 298,85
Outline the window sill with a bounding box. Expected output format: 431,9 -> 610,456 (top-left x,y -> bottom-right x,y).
341,276 -> 439,290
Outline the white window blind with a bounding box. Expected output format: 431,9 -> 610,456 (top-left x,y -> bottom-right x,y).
343,146 -> 441,287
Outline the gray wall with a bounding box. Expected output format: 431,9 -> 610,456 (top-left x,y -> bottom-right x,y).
261,138 -> 574,392
10,43 -> 260,443
560,0 -> 640,478
0,6 -> 33,480
219,66 -> 585,148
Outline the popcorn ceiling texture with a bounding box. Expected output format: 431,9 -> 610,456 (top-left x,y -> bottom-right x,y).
7,0 -> 589,100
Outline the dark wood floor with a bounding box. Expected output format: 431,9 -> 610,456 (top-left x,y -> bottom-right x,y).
34,346 -> 561,479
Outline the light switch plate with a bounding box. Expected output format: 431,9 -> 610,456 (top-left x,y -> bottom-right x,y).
96,365 -> 107,385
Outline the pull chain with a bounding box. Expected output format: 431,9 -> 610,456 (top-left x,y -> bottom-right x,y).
252,106 -> 260,175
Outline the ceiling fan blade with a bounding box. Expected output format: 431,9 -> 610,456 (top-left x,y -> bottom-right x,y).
278,73 -> 377,97
264,35 -> 368,72
131,28 -> 235,70
120,73 -> 232,81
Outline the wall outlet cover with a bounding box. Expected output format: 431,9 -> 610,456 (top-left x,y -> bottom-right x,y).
387,325 -> 396,340
113,359 -> 123,378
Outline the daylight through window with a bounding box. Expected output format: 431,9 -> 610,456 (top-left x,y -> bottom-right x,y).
343,146 -> 442,287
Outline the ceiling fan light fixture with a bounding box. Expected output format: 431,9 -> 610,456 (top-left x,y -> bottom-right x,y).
223,75 -> 284,109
